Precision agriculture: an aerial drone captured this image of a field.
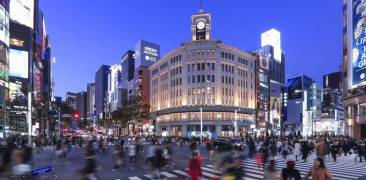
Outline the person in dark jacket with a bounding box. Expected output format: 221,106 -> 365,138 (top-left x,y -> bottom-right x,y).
301,141 -> 310,162
280,160 -> 301,180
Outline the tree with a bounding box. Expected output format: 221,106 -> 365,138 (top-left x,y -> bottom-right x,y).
60,102 -> 75,129
111,107 -> 130,128
129,95 -> 151,124
111,95 -> 150,135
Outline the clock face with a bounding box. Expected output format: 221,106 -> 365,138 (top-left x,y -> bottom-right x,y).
196,21 -> 206,30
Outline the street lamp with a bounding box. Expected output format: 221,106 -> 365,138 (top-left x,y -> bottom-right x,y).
234,109 -> 240,137
200,107 -> 203,143
27,91 -> 36,146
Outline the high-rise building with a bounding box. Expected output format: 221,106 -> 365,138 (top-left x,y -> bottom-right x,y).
65,92 -> 77,110
95,65 -> 110,122
342,0 -> 366,138
106,64 -> 122,115
0,0 -> 10,137
284,74 -> 322,136
76,91 -> 87,121
149,8 -> 256,137
8,1 -> 34,134
87,83 -> 95,123
121,50 -> 135,105
321,72 -> 344,135
254,29 -> 286,135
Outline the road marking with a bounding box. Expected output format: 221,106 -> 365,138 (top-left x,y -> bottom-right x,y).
128,177 -> 142,180
173,170 -> 188,176
160,171 -> 177,178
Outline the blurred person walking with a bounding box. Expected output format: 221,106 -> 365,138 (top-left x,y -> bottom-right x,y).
304,157 -> 333,180
188,150 -> 202,180
280,160 -> 301,180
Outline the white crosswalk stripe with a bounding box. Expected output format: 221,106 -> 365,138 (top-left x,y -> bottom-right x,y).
127,155 -> 366,179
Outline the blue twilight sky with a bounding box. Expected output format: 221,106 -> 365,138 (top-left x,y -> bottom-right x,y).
40,0 -> 342,98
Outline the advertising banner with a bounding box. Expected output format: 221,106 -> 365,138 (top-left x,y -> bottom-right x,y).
353,0 -> 366,85
9,49 -> 28,78
10,0 -> 34,29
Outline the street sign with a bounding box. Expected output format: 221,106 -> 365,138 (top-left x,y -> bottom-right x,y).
62,114 -> 72,118
31,166 -> 52,176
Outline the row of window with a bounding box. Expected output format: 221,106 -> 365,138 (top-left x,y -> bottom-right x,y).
188,87 -> 216,95
238,57 -> 249,66
171,66 -> 182,76
187,63 -> 215,72
170,55 -> 182,64
188,75 -> 215,84
222,88 -> 234,96
221,64 -> 235,73
152,68 -> 159,75
238,68 -> 249,78
160,61 -> 169,70
222,76 -> 234,85
171,78 -> 182,87
221,52 -> 235,60
171,89 -> 182,98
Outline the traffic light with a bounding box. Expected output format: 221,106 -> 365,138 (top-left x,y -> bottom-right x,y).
72,112 -> 80,120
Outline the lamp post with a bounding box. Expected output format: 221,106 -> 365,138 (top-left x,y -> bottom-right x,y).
27,91 -> 36,146
234,109 -> 240,137
58,107 -> 61,139
200,107 -> 203,143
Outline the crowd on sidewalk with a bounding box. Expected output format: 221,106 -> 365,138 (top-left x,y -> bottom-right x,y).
0,134 -> 365,179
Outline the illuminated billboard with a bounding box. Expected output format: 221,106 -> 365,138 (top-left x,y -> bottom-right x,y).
9,80 -> 27,108
352,0 -> 366,85
134,40 -> 160,68
9,49 -> 28,78
261,29 -> 281,62
9,0 -> 34,29
270,96 -> 281,125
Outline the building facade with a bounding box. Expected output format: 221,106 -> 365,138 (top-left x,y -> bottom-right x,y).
321,72 -> 344,135
342,0 -> 366,138
255,29 -> 286,136
0,0 -> 9,137
95,65 -> 110,122
86,83 -> 95,124
106,64 -> 122,115
284,74 -> 322,136
150,10 -> 256,137
65,92 -> 77,110
76,91 -> 87,121
121,50 -> 135,105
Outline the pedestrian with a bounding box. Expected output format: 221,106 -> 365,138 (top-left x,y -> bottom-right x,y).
304,157 -> 333,180
206,141 -> 214,161
84,142 -> 98,180
12,149 -> 32,178
128,142 -> 137,163
280,160 -> 301,180
264,160 -> 278,180
282,144 -> 289,160
301,141 -> 310,162
188,150 -> 202,180
330,142 -> 338,162
112,144 -> 124,171
293,140 -> 301,161
255,152 -> 265,171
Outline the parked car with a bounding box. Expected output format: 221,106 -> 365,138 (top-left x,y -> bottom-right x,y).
213,138 -> 245,151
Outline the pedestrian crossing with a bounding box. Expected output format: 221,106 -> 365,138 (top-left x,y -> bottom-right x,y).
126,155 -> 366,180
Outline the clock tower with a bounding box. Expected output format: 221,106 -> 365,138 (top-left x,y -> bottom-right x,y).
191,4 -> 211,41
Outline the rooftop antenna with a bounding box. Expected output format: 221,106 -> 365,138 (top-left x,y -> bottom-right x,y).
199,0 -> 204,13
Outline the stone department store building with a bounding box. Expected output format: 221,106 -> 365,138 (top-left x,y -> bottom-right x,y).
149,9 -> 258,137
